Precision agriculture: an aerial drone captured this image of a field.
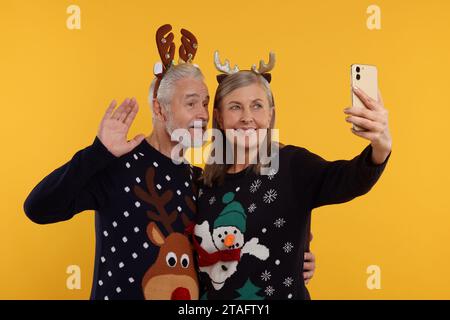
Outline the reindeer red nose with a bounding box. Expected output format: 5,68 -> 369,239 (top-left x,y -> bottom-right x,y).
171,287 -> 191,300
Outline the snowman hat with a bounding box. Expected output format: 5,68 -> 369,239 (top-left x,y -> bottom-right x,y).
213,192 -> 247,233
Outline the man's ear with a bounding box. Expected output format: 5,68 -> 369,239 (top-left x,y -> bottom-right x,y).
153,99 -> 167,122
213,108 -> 223,129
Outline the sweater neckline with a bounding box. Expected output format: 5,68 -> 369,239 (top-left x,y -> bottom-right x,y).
139,138 -> 190,168
223,145 -> 287,181
225,166 -> 253,180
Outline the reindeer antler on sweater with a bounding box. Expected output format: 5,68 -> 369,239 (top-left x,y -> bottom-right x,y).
180,193 -> 197,227
134,167 -> 177,233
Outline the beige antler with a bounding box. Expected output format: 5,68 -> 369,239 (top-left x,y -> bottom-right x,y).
251,52 -> 276,74
214,50 -> 239,75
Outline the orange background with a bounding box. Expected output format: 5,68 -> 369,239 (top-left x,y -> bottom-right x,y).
1,0 -> 449,299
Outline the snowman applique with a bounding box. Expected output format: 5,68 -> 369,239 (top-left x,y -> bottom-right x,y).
193,191 -> 270,290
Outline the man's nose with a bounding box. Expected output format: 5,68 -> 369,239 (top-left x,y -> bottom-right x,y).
195,104 -> 209,121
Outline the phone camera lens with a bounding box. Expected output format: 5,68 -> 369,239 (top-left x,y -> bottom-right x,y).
356,74 -> 361,80
356,66 -> 360,73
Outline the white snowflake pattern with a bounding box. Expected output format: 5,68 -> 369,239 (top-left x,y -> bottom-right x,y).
263,189 -> 278,204
261,270 -> 271,281
209,196 -> 216,205
248,203 -> 257,213
283,242 -> 294,253
274,218 -> 286,228
265,286 -> 275,296
283,277 -> 294,287
249,179 -> 262,193
198,188 -> 203,198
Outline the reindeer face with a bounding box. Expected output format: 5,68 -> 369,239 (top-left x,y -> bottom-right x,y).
142,222 -> 199,300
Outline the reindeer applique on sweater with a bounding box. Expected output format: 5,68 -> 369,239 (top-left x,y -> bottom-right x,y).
134,166 -> 199,300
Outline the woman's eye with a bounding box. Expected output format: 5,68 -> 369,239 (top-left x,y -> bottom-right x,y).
254,104 -> 263,109
230,105 -> 240,110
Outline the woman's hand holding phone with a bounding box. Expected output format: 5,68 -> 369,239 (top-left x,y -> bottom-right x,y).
344,87 -> 392,165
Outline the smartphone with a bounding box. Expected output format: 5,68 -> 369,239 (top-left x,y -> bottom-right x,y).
350,64 -> 378,131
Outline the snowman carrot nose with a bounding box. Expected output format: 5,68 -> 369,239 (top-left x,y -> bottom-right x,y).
224,234 -> 235,247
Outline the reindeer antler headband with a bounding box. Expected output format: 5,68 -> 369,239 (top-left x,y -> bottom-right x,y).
153,24 -> 199,99
214,50 -> 276,84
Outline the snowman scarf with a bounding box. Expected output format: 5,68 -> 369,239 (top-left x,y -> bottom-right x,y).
185,223 -> 241,267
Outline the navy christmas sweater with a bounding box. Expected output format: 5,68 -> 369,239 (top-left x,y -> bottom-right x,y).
192,144 -> 390,300
24,137 -> 201,300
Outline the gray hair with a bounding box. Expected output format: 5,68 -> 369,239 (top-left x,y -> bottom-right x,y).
148,63 -> 204,122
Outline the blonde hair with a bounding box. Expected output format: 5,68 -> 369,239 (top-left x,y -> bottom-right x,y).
202,71 -> 278,187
